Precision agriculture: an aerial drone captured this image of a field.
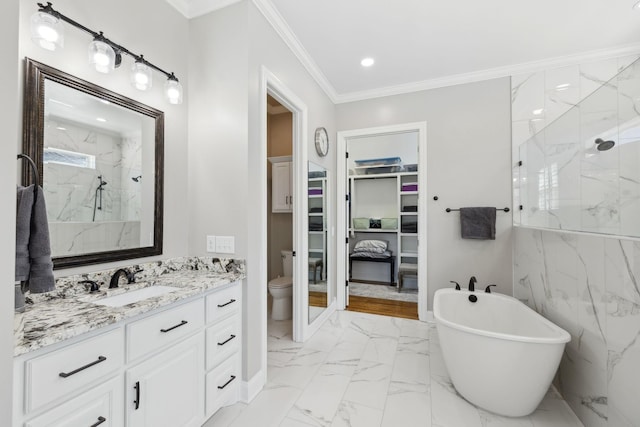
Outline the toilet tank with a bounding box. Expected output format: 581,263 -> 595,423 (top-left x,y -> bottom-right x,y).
281,250 -> 293,277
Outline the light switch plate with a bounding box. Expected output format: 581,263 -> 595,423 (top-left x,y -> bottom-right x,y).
206,235 -> 216,252
215,236 -> 235,254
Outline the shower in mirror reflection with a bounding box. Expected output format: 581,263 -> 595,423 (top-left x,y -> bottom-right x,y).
92,175 -> 108,222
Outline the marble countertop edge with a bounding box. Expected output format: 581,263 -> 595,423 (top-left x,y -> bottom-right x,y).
14,267 -> 245,357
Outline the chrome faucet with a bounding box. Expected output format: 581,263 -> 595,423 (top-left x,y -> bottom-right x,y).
468,276 -> 477,292
109,268 -> 136,289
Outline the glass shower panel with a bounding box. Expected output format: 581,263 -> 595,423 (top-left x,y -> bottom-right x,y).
617,60 -> 640,236
517,56 -> 640,238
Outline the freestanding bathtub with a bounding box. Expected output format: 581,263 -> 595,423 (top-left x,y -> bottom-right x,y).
434,288 -> 570,417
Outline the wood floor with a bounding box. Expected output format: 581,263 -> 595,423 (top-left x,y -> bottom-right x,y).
347,295 -> 418,320
309,291 -> 327,307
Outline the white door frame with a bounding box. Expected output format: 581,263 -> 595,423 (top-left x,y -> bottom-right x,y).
336,122 -> 428,321
259,67 -> 309,378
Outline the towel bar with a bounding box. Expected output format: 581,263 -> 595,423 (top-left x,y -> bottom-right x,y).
446,207 -> 510,213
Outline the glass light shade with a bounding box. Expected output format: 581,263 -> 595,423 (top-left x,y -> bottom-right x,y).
164,78 -> 183,105
30,12 -> 64,51
131,62 -> 153,91
88,40 -> 116,74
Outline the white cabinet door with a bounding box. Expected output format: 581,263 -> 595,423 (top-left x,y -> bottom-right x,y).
272,161 -> 292,212
126,334 -> 204,427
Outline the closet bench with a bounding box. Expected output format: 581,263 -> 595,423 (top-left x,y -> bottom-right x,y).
349,254 -> 395,285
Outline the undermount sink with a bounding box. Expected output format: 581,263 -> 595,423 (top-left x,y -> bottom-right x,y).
88,285 -> 180,307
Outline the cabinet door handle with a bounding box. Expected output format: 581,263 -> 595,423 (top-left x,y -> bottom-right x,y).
217,375 -> 236,389
90,416 -> 106,427
160,320 -> 188,333
58,356 -> 107,378
134,381 -> 141,410
217,299 -> 236,308
217,334 -> 236,346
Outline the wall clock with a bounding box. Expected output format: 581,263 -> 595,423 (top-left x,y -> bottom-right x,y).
314,127 -> 329,157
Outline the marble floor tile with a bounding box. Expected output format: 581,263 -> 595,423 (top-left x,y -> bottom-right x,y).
287,369 -> 352,426
342,359 -> 393,409
331,400 -> 384,427
205,311 -> 583,427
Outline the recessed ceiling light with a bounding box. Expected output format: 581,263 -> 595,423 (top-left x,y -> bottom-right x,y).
360,57 -> 374,67
96,117 -> 107,122
532,108 -> 544,116
99,99 -> 111,105
555,83 -> 571,91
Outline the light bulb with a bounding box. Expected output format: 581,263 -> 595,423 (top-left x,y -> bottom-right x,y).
131,60 -> 153,91
30,11 -> 64,51
88,38 -> 116,74
164,77 -> 183,105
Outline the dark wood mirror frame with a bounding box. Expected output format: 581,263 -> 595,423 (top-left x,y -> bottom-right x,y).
22,57 -> 164,269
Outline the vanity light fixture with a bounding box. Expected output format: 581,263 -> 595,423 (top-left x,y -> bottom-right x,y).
31,2 -> 183,104
30,9 -> 64,51
131,57 -> 153,91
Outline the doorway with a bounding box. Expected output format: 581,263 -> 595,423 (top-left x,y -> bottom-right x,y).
336,122 -> 428,321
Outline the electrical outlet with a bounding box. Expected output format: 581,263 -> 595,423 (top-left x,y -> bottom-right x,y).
206,235 -> 216,252
215,236 -> 235,254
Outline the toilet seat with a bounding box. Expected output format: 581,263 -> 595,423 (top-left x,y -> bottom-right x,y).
268,276 -> 292,288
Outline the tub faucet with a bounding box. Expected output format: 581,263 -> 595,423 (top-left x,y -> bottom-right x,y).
468,276 -> 477,292
109,268 -> 136,289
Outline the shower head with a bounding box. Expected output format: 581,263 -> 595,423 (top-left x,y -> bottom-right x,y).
132,175 -> 142,182
97,175 -> 108,187
595,138 -> 615,151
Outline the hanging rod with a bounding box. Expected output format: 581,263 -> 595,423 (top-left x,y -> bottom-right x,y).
17,154 -> 39,195
446,207 -> 510,213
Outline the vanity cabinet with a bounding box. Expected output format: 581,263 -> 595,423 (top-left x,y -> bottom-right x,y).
271,160 -> 293,213
13,281 -> 243,427
126,334 -> 204,427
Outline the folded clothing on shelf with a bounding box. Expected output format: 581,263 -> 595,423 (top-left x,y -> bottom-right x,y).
401,217 -> 418,233
309,217 -> 323,231
401,183 -> 418,192
308,188 -> 323,196
402,205 -> 418,212
309,207 -> 323,213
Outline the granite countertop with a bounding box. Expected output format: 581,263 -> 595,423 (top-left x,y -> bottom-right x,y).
14,257 -> 245,357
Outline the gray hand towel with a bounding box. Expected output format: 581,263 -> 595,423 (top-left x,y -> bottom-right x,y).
15,185 -> 55,293
460,207 -> 496,240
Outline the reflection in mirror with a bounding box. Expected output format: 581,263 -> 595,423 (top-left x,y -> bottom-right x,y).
308,162 -> 328,324
23,58 -> 164,269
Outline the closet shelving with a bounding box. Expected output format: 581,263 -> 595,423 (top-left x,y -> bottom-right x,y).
308,175 -> 327,280
348,170 -> 420,284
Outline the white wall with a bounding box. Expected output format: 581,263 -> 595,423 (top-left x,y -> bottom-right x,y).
18,0 -> 190,276
0,2 -> 19,424
187,0 -> 336,382
336,78 -> 513,308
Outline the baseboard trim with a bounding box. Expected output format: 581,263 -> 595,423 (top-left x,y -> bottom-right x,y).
240,369 -> 265,403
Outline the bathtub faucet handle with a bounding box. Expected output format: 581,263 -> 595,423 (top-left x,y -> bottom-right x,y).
450,281 -> 461,290
468,276 -> 477,292
485,284 -> 497,293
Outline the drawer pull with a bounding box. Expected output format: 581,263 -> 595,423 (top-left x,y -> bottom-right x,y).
217,375 -> 236,390
160,320 -> 188,333
90,416 -> 106,427
217,334 -> 237,346
58,356 -> 107,378
134,381 -> 141,410
217,299 -> 236,308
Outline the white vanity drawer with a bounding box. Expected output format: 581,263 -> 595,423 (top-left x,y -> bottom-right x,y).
25,376 -> 123,427
205,355 -> 240,418
127,299 -> 204,362
206,315 -> 240,371
24,328 -> 124,414
206,284 -> 240,323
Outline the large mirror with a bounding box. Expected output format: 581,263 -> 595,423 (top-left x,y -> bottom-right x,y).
308,162 -> 328,323
22,58 -> 164,269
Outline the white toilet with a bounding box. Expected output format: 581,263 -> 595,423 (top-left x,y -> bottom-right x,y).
268,250 -> 293,320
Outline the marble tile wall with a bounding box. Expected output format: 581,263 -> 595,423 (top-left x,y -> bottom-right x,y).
513,226 -> 640,427
42,118 -> 143,256
511,55 -> 640,232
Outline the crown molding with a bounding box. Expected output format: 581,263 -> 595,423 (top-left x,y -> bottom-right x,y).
252,0 -> 339,103
332,42 -> 640,104
174,0 -> 640,104
166,0 -> 243,19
